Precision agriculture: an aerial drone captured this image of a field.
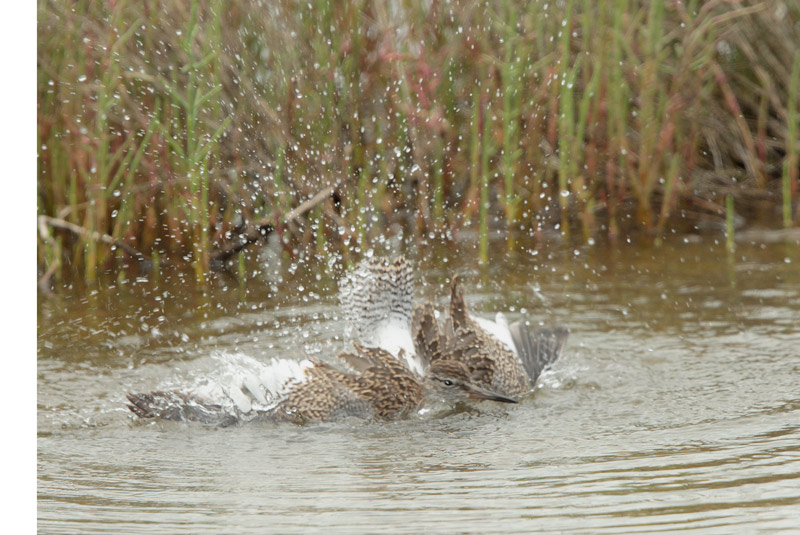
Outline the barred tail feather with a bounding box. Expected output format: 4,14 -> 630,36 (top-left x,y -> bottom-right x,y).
126,391 -> 239,427
509,324 -> 569,385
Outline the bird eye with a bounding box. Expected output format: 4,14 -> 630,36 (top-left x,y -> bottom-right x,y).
442,380 -> 453,386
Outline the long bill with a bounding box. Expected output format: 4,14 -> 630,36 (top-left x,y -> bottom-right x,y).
465,384 -> 518,404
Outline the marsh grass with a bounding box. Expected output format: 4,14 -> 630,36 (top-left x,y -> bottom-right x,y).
37,0 -> 799,285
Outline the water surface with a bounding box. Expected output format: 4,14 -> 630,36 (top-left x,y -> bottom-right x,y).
38,240 -> 800,533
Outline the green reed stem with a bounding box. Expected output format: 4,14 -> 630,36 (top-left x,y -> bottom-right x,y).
784,52 -> 799,228
433,135 -> 444,224
656,153 -> 681,237
356,159 -> 370,248
557,0 -> 576,239
502,0 -> 522,250
726,194 -> 735,253
479,99 -> 492,265
313,205 -> 327,259
470,88 -> 481,221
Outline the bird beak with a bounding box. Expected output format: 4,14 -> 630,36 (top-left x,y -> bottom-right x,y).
465,384 -> 518,404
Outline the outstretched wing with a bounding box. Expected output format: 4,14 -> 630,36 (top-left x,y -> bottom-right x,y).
339,256 -> 422,373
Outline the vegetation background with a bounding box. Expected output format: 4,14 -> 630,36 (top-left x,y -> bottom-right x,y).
37,0 -> 800,286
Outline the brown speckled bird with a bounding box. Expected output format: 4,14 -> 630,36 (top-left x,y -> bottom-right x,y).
339,256 -> 568,399
127,256 -> 566,426
410,275 -> 569,399
127,343 -> 517,426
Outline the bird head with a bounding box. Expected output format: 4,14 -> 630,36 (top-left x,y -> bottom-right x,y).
425,360 -> 518,404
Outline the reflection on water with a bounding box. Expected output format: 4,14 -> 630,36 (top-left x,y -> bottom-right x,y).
38,240 -> 800,534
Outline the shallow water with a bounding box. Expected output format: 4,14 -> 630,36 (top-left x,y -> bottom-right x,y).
38,240 -> 800,534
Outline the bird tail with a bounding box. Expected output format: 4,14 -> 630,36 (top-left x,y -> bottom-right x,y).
509,324 -> 569,385
411,303 -> 441,371
126,391 -> 240,427
448,275 -> 470,331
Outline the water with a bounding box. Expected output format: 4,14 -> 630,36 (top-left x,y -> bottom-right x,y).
37,240 -> 800,533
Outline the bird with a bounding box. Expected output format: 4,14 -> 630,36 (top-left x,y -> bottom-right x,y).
340,255 -> 568,399
126,254 -> 566,426
410,275 -> 569,400
126,342 -> 517,426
